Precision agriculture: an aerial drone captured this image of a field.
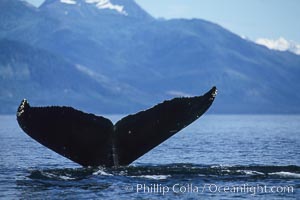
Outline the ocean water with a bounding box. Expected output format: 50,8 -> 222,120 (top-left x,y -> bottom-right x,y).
0,114 -> 299,199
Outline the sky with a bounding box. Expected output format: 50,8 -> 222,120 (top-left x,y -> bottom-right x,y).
27,0 -> 300,52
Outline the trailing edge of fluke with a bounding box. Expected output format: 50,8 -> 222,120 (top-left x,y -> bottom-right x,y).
17,86 -> 217,167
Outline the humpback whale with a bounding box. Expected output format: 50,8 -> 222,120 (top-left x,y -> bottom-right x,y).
17,86 -> 217,167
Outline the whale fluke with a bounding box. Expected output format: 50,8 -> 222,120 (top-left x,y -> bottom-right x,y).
17,87 -> 217,167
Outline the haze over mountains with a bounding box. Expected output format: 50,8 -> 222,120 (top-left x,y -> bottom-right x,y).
1,0 -> 300,114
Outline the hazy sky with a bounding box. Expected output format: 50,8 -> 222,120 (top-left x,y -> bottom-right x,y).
27,0 -> 300,43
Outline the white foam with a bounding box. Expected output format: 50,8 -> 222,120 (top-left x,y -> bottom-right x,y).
42,172 -> 75,180
59,175 -> 76,180
237,170 -> 264,175
93,169 -> 113,176
133,175 -> 171,180
269,171 -> 300,178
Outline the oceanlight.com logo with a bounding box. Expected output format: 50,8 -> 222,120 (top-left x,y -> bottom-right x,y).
124,183 -> 294,196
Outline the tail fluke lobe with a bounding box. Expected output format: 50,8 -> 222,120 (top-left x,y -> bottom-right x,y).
17,87 -> 217,167
115,86 -> 217,165
17,101 -> 114,166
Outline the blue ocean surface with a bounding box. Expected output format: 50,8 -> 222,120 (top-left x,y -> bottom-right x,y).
0,115 -> 299,199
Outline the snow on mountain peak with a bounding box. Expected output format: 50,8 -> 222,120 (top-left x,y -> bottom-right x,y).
86,0 -> 127,15
256,37 -> 300,55
60,0 -> 76,4
59,0 -> 127,15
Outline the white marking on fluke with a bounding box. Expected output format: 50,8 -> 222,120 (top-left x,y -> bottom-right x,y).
17,99 -> 28,117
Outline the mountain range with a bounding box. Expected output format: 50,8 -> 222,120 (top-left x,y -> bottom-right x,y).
1,0 -> 300,114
